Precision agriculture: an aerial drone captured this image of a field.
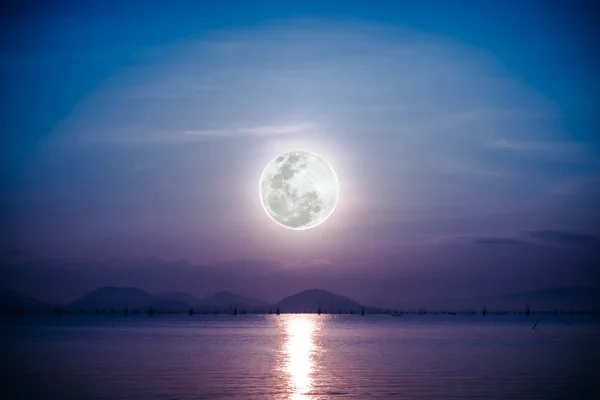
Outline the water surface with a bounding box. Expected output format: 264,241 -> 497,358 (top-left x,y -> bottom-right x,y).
1,314 -> 598,399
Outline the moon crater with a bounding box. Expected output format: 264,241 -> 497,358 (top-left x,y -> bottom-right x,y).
259,151 -> 339,230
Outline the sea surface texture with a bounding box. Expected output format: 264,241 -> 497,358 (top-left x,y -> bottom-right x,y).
1,314 -> 598,399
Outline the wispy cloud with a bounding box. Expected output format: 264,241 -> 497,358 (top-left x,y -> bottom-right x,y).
451,108 -> 560,122
181,123 -> 316,138
181,130 -> 223,137
280,259 -> 335,269
549,173 -> 600,195
528,230 -> 596,244
420,157 -> 505,178
124,83 -> 226,100
237,123 -> 314,136
58,122 -> 315,146
53,20 -> 569,151
472,237 -> 523,245
483,139 -> 596,163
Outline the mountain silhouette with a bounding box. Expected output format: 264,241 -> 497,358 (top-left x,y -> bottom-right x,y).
70,287 -> 155,311
67,287 -> 269,313
0,290 -> 54,314
3,286 -> 598,315
277,289 -> 365,313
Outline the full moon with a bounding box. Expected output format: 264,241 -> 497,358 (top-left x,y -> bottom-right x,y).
259,151 -> 340,230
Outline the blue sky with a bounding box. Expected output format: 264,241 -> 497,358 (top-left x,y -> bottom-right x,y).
1,1 -> 599,303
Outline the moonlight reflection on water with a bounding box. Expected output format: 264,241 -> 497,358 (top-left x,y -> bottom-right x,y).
279,315 -> 321,399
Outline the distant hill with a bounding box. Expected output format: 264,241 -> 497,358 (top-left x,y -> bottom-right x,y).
68,287 -> 269,313
277,289 -> 365,313
0,290 -> 54,314
70,287 -> 155,311
4,286 -> 597,315
69,287 -> 361,313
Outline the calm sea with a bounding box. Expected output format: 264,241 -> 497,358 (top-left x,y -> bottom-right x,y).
1,314 -> 599,399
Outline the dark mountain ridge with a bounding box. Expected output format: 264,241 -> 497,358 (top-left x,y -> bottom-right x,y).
277,289 -> 366,313
70,287 -> 155,311
2,286 -> 598,315
68,287 -> 270,313
0,290 -> 54,313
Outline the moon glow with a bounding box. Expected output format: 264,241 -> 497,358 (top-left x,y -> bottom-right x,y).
259,151 -> 340,230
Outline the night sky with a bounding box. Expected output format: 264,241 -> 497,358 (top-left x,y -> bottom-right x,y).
1,1 -> 599,307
